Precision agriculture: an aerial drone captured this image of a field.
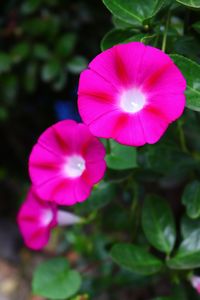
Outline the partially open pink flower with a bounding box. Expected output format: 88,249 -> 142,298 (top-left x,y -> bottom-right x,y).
78,42 -> 186,146
29,120 -> 106,205
17,188 -> 83,250
191,276 -> 200,294
17,188 -> 57,250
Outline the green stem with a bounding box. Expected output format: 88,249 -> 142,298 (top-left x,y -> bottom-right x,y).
106,139 -> 111,154
178,120 -> 188,153
162,10 -> 171,52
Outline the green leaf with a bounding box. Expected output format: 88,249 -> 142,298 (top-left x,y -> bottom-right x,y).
33,44 -> 51,60
101,29 -> 137,50
142,195 -> 176,253
106,140 -> 137,170
24,62 -> 38,93
181,215 -> 200,239
1,75 -> 18,104
0,53 -> 12,73
11,42 -> 30,63
102,0 -> 166,25
67,56 -> 87,74
56,34 -> 77,57
193,21 -> 200,33
182,181 -> 200,219
112,16 -> 135,28
101,29 -> 154,50
110,243 -> 163,275
76,181 -> 116,213
32,258 -> 82,299
176,0 -> 200,8
167,229 -> 200,269
21,0 -> 42,14
41,59 -> 61,82
170,54 -> 200,111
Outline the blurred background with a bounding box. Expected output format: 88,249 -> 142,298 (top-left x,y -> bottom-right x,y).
2,1 -> 200,300
0,1 -> 110,299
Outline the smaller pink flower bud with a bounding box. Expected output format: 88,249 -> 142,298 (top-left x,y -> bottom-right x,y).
17,188 -> 82,250
191,276 -> 200,294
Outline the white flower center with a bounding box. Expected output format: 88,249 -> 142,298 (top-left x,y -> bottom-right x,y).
63,155 -> 86,178
120,88 -> 146,113
41,209 -> 54,226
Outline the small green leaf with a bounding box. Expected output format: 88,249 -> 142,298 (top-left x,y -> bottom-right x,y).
21,0 -> 42,14
56,34 -> 77,57
110,243 -> 163,275
102,0 -> 166,25
176,0 -> 200,8
41,59 -> 61,82
101,29 -> 137,50
24,62 -> 38,93
182,181 -> 200,219
11,42 -> 30,63
181,215 -> 200,239
67,56 -> 87,74
112,16 -> 135,28
167,229 -> 200,269
32,258 -> 82,299
193,21 -> 200,33
142,195 -> 176,253
170,54 -> 200,111
76,181 -> 116,213
1,75 -> 18,104
0,53 -> 12,73
33,44 -> 51,60
106,140 -> 137,170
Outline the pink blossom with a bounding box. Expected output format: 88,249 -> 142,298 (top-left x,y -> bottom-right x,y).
17,188 -> 57,250
29,120 -> 106,205
191,276 -> 200,294
17,188 -> 83,250
78,42 -> 186,146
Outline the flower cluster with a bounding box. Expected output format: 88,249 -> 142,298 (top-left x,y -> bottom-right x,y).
18,42 -> 186,249
18,120 -> 106,249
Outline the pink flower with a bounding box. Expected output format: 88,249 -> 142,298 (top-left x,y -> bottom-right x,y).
29,120 -> 106,205
17,188 -> 57,250
78,42 -> 186,146
191,276 -> 200,294
17,188 -> 83,250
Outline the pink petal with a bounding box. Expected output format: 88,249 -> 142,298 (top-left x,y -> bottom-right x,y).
87,109 -> 123,139
34,177 -> 77,205
147,93 -> 185,121
78,69 -> 120,126
83,160 -> 106,185
139,106 -> 169,144
38,120 -> 77,156
17,188 -> 57,250
29,143 -> 62,186
84,137 -> 106,163
114,114 -> 146,146
89,42 -> 146,89
139,45 -> 186,94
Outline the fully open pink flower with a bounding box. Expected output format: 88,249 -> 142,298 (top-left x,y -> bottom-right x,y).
78,42 -> 186,146
17,188 -> 83,250
29,120 -> 106,205
17,188 -> 57,250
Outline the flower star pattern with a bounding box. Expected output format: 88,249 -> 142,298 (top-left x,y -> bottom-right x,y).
29,120 -> 106,205
78,42 -> 186,146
